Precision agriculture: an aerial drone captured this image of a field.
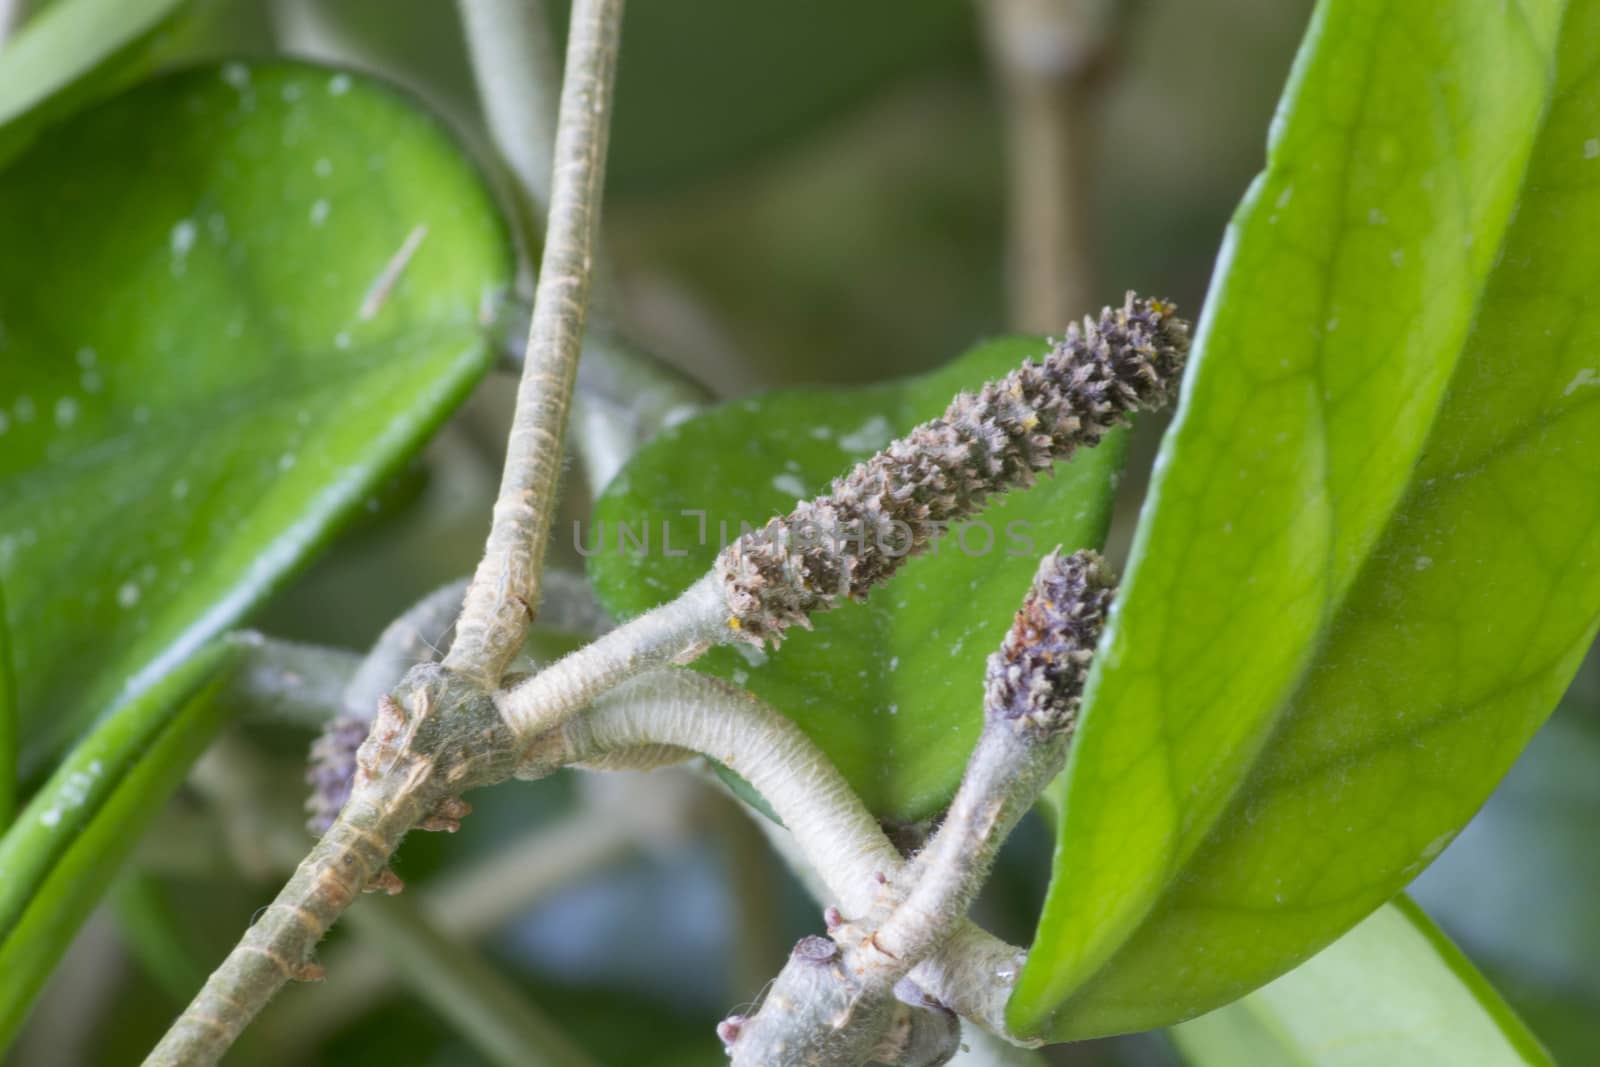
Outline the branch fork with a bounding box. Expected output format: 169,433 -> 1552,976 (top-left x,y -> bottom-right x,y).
716,550 -> 1117,1065
150,278 -> 1185,1065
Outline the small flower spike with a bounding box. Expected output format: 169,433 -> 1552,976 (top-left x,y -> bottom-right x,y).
305,715 -> 369,836
983,547 -> 1117,738
716,293 -> 1187,645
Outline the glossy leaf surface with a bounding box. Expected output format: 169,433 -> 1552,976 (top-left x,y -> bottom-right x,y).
0,63 -> 512,770
0,639 -> 238,1046
1014,0 -> 1600,1037
1171,898 -> 1551,1067
0,0 -> 186,164
590,338 -> 1126,820
0,585 -> 13,826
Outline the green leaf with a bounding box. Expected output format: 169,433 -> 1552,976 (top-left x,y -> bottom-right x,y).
1013,0 -> 1600,1038
1410,705 -> 1600,1059
0,0 -> 187,165
0,62 -> 512,771
1170,898 -> 1552,1067
0,638 -> 239,1046
0,583 -> 14,827
589,338 -> 1125,821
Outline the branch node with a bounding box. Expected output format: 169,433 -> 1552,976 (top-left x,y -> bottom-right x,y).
291,961 -> 327,984
364,868 -> 406,896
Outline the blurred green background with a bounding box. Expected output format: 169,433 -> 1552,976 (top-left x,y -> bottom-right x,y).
8,1 -> 1597,1064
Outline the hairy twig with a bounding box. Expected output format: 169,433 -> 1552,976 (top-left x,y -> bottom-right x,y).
266,775 -> 674,1048
488,269 -> 714,494
721,550 -> 1115,1063
147,663 -> 520,1066
866,550 -> 1114,969
535,671 -> 894,908
347,570 -> 607,718
149,286 -> 1179,1061
525,668 -> 1032,1043
342,580 -> 470,717
501,574 -> 728,756
447,0 -> 625,684
192,723 -> 613,1066
458,0 -> 712,494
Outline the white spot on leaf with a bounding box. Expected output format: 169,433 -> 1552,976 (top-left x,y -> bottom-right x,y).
838,414 -> 892,453
771,473 -> 807,498
170,219 -> 198,274
1562,368 -> 1599,396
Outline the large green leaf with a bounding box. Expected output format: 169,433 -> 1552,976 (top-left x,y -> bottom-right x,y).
0,583 -> 14,827
0,62 -> 512,771
0,0 -> 187,165
589,338 -> 1126,821
1170,898 -> 1551,1067
1013,0 -> 1600,1038
1409,703 -> 1600,1063
0,638 -> 238,1046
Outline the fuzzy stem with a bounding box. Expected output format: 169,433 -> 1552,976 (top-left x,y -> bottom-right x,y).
343,580 -> 469,716
869,549 -> 1114,971
447,0 -> 625,684
500,574 -> 728,761
866,725 -> 1061,972
458,0 -> 711,494
193,736 -> 613,1066
266,782 -> 662,1047
716,550 -> 1113,1058
542,671 -> 895,910
144,775 -> 429,1066
489,289 -> 714,495
345,570 -> 607,722
278,818 -> 632,1038
150,2 -> 624,1057
534,669 -> 1030,1041
150,663 -> 518,1065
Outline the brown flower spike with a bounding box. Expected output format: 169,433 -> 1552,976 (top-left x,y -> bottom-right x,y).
984,548 -> 1116,737
716,292 -> 1188,645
